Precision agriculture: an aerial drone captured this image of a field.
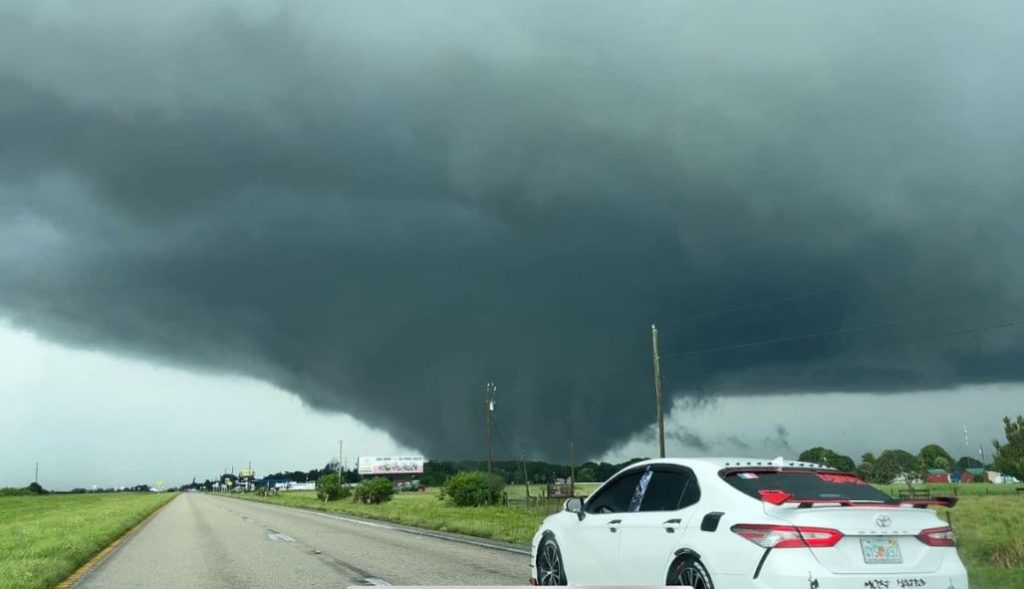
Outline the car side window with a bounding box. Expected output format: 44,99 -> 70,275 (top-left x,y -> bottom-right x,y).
585,471 -> 643,514
639,469 -> 701,512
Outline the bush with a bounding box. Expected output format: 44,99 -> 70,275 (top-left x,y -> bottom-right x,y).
316,474 -> 350,502
442,471 -> 505,507
353,477 -> 395,504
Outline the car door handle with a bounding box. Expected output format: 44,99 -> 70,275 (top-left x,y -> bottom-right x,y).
607,519 -> 622,532
662,518 -> 682,533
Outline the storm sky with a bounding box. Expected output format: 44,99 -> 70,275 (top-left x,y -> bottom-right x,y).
2,1 -> 1023,487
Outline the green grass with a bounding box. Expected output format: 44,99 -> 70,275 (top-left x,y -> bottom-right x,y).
236,486 -> 569,545
0,492 -> 176,589
879,482 -> 1021,497
503,483 -> 600,500
237,485 -> 1024,588
932,496 -> 1024,589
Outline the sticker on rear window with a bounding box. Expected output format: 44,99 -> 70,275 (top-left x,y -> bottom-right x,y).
736,472 -> 759,479
817,473 -> 866,485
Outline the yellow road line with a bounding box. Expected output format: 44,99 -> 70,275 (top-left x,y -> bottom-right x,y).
56,494 -> 179,588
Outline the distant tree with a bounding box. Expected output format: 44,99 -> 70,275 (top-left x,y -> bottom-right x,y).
956,456 -> 983,471
856,453 -> 877,482
575,466 -> 597,482
993,415 -> 1024,481
422,461 -> 458,487
873,449 -> 921,485
353,478 -> 395,504
798,447 -> 855,472
26,482 -> 46,495
315,474 -> 350,502
918,444 -> 954,471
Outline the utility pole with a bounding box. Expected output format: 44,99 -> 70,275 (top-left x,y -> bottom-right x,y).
521,453 -> 530,500
35,462 -> 38,484
651,324 -> 666,458
485,383 -> 496,474
569,441 -> 576,497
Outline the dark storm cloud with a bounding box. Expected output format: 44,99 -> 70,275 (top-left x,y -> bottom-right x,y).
2,0 -> 1024,459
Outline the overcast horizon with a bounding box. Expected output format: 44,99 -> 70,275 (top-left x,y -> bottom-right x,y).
3,0 -> 1024,490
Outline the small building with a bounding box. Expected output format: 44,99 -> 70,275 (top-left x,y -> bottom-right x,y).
966,468 -> 988,483
985,471 -> 1020,484
926,469 -> 950,484
955,468 -> 987,483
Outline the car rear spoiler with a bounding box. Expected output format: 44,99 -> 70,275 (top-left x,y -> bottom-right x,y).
758,490 -> 958,509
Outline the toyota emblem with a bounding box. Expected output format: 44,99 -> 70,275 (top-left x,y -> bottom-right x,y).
876,514 -> 892,528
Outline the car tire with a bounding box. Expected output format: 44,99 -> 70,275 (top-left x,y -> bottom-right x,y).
668,556 -> 713,589
536,535 -> 568,585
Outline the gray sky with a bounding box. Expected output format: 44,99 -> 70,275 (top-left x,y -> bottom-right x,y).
2,1 -> 1023,488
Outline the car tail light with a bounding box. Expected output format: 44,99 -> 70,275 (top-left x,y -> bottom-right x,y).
731,524 -> 844,548
917,526 -> 956,547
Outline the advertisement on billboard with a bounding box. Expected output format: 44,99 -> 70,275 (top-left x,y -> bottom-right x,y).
358,456 -> 425,475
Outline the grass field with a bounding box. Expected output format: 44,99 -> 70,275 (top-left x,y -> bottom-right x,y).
237,483 -> 1023,588
879,482 -> 1021,497
0,492 -> 176,589
933,496 -> 1024,589
238,487 -> 557,545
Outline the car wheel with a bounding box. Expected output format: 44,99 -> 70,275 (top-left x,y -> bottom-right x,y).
668,556 -> 713,589
536,535 -> 567,585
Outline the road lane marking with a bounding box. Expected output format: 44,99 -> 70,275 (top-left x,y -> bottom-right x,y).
267,532 -> 295,542
364,578 -> 391,586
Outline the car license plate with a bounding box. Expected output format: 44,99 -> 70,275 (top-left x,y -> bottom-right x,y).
861,538 -> 903,564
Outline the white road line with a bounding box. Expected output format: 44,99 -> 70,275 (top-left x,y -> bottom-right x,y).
364,578 -> 391,586
266,532 -> 295,542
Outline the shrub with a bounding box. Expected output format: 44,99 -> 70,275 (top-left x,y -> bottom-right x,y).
353,477 -> 395,504
442,471 -> 505,507
316,474 -> 350,502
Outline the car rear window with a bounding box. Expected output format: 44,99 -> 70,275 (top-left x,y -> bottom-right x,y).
724,470 -> 894,503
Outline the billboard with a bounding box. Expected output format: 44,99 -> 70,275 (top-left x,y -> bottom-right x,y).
358,456 -> 425,475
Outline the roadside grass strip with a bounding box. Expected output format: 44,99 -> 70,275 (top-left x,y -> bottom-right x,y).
0,493 -> 176,589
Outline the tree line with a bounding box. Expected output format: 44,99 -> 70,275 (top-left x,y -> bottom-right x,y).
183,414 -> 1024,490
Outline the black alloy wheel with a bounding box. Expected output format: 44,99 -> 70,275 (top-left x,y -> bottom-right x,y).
536,536 -> 567,586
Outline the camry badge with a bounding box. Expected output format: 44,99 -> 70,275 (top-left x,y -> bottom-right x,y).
875,515 -> 892,528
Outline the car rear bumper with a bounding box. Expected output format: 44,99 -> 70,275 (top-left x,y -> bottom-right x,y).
749,551 -> 969,589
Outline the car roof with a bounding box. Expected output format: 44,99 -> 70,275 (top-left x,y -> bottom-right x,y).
620,456 -> 837,472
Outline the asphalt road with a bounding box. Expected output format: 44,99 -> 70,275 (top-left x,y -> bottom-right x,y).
75,493 -> 527,588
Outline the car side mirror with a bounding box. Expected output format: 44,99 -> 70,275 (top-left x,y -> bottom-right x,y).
565,497 -> 585,520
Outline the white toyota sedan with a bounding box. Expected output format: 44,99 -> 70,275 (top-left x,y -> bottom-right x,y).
529,457 -> 968,588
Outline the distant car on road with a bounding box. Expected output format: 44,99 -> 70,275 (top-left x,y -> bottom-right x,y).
530,457 -> 968,587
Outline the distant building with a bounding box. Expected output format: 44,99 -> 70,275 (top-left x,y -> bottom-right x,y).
966,468 -> 988,483
956,468 -> 988,483
280,481 -> 315,491
986,471 -> 1020,484
926,469 -> 950,484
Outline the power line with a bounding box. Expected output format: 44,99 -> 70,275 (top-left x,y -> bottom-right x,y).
856,317 -> 1024,353
657,286 -> 847,326
662,310 -> 1024,360
491,416 -> 518,461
